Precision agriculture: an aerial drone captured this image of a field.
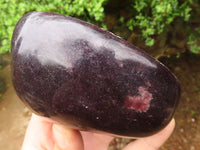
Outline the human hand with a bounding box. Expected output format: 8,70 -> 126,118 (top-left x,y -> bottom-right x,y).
22,114 -> 175,150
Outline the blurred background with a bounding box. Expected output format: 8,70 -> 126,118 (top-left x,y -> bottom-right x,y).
0,0 -> 199,149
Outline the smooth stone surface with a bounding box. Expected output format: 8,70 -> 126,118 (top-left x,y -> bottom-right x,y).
11,12 -> 180,137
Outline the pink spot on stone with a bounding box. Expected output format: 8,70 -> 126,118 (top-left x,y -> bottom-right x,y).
124,86 -> 152,112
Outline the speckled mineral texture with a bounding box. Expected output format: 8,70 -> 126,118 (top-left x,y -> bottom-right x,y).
11,12 -> 180,137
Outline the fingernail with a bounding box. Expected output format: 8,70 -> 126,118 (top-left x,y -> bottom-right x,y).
53,124 -> 71,149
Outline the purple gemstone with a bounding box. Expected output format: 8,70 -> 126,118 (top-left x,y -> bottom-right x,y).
11,12 -> 180,137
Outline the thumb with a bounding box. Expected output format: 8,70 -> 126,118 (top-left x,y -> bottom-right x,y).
53,124 -> 84,150
123,118 -> 176,150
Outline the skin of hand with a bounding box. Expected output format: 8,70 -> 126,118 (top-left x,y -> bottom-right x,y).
21,114 -> 175,150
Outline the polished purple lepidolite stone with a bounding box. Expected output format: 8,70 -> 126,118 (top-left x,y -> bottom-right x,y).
11,12 -> 180,137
